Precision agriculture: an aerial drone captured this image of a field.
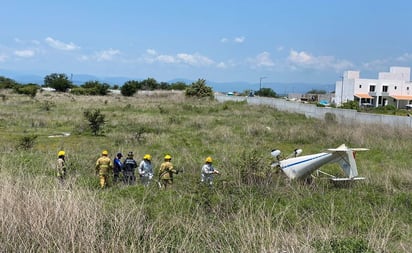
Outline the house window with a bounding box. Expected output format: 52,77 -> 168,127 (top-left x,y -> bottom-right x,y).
394,86 -> 397,90
369,85 -> 375,92
382,86 -> 388,92
359,84 -> 362,88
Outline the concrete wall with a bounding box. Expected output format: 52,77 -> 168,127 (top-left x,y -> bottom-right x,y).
216,95 -> 412,128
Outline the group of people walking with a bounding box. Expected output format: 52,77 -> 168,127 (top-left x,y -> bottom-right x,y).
56,150 -> 220,189
95,150 -> 154,188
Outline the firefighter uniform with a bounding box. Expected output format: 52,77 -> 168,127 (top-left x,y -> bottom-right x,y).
56,150 -> 67,183
159,155 -> 177,189
95,150 -> 113,188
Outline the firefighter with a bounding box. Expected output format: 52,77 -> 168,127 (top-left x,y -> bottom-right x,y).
138,154 -> 153,187
95,150 -> 113,188
201,156 -> 220,186
158,154 -> 178,189
123,151 -> 138,185
56,150 -> 67,183
113,152 -> 123,183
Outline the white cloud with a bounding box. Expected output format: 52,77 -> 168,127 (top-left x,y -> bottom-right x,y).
95,49 -> 120,61
250,51 -> 275,67
288,50 -> 312,64
396,53 -> 412,62
156,54 -> 176,63
14,38 -> 24,44
45,37 -> 79,51
177,53 -> 214,66
361,59 -> 388,70
79,48 -> 120,62
14,50 -> 35,57
216,62 -> 227,69
221,36 -> 245,43
220,38 -> 228,43
144,49 -> 214,66
361,53 -> 412,71
146,49 -> 157,55
79,55 -> 89,61
14,38 -> 40,45
288,49 -> 353,71
234,36 -> 245,43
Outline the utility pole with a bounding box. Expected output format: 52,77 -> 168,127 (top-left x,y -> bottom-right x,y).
259,76 -> 267,91
340,75 -> 344,106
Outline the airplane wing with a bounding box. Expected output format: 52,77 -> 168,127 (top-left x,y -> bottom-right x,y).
328,144 -> 369,152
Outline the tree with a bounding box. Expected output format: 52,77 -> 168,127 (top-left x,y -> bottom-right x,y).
158,82 -> 170,90
169,81 -> 188,90
185,79 -> 214,98
121,80 -> 139,96
255,88 -> 277,98
140,78 -> 158,90
44,73 -> 72,92
83,109 -> 106,136
307,89 -> 327,94
0,76 -> 18,89
80,80 -> 110,95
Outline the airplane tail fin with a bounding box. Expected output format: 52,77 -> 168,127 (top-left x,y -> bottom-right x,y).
338,150 -> 358,178
328,144 -> 369,180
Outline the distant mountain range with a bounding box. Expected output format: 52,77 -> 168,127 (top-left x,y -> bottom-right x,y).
0,69 -> 334,94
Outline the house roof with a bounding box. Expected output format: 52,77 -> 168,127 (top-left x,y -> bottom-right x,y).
390,95 -> 412,100
354,93 -> 373,99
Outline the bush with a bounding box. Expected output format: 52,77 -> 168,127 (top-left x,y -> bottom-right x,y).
70,87 -> 89,95
0,76 -> 18,89
255,88 -> 277,98
121,81 -> 138,96
83,109 -> 106,135
341,100 -> 359,110
14,84 -> 38,98
80,81 -> 110,95
16,135 -> 38,150
40,101 -> 55,111
185,79 -> 214,98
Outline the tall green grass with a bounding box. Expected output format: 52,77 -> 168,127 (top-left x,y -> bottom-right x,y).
0,91 -> 411,252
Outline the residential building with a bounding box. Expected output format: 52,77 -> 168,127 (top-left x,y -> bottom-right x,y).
334,66 -> 412,108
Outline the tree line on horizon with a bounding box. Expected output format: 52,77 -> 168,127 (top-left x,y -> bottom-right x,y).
0,73 -> 289,99
0,73 -> 217,98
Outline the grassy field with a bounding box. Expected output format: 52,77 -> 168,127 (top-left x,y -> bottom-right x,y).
0,90 -> 411,252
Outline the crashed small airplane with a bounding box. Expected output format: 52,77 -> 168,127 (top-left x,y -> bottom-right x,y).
270,144 -> 368,181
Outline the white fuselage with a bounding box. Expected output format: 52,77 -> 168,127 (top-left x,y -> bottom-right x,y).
279,152 -> 338,179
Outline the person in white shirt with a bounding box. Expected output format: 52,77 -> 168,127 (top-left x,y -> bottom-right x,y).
201,156 -> 220,186
138,154 -> 153,186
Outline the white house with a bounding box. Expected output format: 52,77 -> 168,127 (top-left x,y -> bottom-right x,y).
334,66 -> 412,108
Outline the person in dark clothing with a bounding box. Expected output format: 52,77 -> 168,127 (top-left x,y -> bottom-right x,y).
113,152 -> 123,183
123,151 -> 137,185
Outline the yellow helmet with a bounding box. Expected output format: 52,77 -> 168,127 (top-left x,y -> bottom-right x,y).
58,151 -> 65,157
102,150 -> 108,156
164,154 -> 172,160
205,156 -> 213,163
143,154 -> 152,161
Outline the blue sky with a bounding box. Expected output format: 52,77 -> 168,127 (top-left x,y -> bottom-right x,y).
1,0 -> 412,87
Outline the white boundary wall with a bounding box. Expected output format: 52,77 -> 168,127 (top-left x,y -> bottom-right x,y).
216,95 -> 412,128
